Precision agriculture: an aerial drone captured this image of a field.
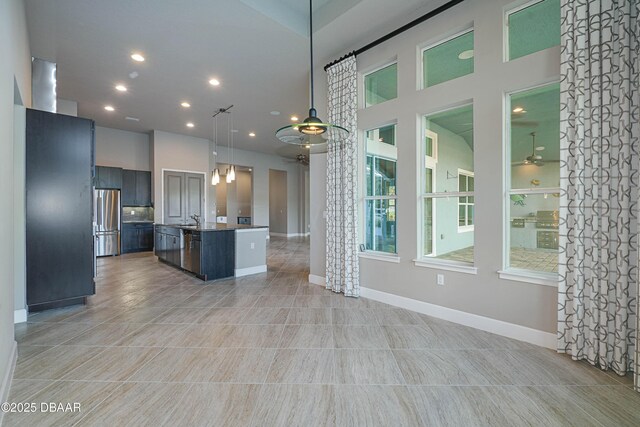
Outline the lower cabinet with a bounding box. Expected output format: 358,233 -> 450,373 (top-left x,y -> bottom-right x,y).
122,223 -> 155,254
154,226 -> 181,266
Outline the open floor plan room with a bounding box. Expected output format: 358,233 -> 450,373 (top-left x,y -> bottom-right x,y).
7,238 -> 640,426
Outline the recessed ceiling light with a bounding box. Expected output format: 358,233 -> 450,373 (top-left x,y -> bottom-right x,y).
104,105 -> 115,112
186,122 -> 195,128
249,132 -> 256,137
181,102 -> 191,108
115,84 -> 127,92
512,107 -> 525,113
209,78 -> 221,86
291,116 -> 299,122
131,53 -> 145,62
535,146 -> 545,151
458,50 -> 474,60
270,111 -> 281,116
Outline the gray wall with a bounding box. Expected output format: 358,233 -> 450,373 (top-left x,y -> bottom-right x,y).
310,0 -> 560,333
151,130 -> 210,223
13,106 -> 26,316
1,0 -> 30,402
212,145 -> 305,234
269,169 -> 288,234
235,229 -> 268,270
96,126 -> 150,171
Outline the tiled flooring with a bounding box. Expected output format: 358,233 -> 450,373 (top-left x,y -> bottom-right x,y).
437,246 -> 559,273
5,237 -> 639,426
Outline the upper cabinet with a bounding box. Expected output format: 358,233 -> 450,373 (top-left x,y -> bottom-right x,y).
122,169 -> 152,207
95,166 -> 122,189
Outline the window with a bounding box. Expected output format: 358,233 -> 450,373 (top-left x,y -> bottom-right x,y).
423,30 -> 474,88
420,105 -> 474,264
507,0 -> 560,61
364,63 -> 397,107
458,170 -> 474,231
506,82 -> 560,274
365,124 -> 397,253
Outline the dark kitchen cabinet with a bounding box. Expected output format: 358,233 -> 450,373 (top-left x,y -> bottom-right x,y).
122,223 -> 155,254
122,169 -> 152,206
95,166 -> 122,189
26,109 -> 95,309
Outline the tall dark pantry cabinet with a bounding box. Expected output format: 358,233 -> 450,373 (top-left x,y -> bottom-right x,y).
26,109 -> 96,310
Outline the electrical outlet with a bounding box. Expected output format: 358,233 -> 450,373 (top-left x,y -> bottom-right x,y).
437,274 -> 445,286
250,242 -> 255,249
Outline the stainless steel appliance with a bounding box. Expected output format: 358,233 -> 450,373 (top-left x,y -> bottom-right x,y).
535,210 -> 559,250
95,189 -> 121,256
181,229 -> 201,274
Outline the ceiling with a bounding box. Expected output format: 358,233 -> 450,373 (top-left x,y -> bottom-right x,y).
25,0 -> 446,155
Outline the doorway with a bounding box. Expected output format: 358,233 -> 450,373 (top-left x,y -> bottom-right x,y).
162,170 -> 204,224
269,169 -> 287,235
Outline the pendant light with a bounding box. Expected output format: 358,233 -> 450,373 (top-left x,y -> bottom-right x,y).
211,113 -> 221,185
275,0 -> 349,146
228,111 -> 236,181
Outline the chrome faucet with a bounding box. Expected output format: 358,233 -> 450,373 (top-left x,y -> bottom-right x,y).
190,214 -> 201,227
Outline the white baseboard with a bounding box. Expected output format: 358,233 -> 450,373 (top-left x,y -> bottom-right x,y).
0,340 -> 18,425
308,274 -> 326,286
307,275 -> 555,349
235,265 -> 267,277
14,309 -> 27,324
270,232 -> 308,238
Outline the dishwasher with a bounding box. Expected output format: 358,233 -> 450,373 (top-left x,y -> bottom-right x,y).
181,230 -> 201,274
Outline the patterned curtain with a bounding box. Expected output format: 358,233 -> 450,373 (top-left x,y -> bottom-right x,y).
557,0 -> 640,389
325,55 -> 360,297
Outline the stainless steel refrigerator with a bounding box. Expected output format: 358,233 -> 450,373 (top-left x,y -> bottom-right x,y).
95,189 -> 120,256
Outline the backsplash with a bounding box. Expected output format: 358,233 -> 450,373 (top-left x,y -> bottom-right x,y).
122,206 -> 154,222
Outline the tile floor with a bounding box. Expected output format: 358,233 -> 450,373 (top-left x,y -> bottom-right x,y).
5,237 -> 639,426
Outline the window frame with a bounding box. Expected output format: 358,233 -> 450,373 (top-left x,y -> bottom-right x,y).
502,81 -> 561,279
457,169 -> 475,233
363,61 -> 398,108
420,27 -> 474,90
363,123 -> 399,255
417,103 -> 475,268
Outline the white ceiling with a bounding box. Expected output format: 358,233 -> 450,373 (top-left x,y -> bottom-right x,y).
25,0 -> 444,155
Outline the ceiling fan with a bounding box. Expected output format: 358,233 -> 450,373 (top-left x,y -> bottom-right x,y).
285,153 -> 310,166
520,132 -> 544,166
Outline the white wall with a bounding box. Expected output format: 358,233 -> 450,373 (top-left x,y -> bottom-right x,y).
311,0 -> 560,334
213,144 -> 305,233
1,0 -> 30,407
96,126 -> 150,171
150,130 -> 210,223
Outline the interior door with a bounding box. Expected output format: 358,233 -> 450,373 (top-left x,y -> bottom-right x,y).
163,171 -> 204,224
186,173 -> 204,221
164,172 -> 184,224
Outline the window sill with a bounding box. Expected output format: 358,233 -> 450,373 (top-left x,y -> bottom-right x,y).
413,258 -> 477,274
358,252 -> 400,263
498,269 -> 559,287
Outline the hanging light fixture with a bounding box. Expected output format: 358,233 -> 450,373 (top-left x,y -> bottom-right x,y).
211,112 -> 220,186
275,0 -> 349,146
228,111 -> 236,181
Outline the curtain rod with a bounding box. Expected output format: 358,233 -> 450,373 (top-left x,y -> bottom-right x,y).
324,0 -> 465,71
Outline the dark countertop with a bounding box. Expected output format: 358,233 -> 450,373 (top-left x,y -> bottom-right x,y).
155,223 -> 268,232
123,221 -> 155,224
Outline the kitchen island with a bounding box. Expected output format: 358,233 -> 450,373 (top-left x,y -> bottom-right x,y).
154,223 -> 268,281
